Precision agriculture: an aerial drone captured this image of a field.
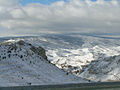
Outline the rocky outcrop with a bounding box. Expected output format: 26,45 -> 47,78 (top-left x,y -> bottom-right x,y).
30,46 -> 47,60
0,40 -> 47,60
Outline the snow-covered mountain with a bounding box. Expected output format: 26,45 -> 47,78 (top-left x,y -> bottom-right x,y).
22,34 -> 120,82
0,39 -> 87,86
80,55 -> 120,82
0,33 -> 120,84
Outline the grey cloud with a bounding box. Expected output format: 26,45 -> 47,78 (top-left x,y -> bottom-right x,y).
0,0 -> 120,36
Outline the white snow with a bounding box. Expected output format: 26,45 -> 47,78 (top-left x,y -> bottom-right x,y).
0,34 -> 120,85
20,34 -> 120,82
80,55 -> 120,82
0,40 -> 87,86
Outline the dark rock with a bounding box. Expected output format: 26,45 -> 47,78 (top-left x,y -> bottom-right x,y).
30,46 -> 47,60
17,40 -> 25,45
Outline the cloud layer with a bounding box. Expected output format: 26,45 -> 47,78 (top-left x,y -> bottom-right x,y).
0,0 -> 120,36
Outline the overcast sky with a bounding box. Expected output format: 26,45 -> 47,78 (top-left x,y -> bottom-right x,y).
0,0 -> 120,36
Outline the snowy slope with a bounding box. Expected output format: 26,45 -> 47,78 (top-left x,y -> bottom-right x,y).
2,34 -> 120,82
14,34 -> 120,76
80,55 -> 120,82
0,40 -> 87,86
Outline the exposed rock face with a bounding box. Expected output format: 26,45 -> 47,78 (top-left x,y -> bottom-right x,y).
17,40 -> 26,45
30,46 -> 47,60
0,40 -> 47,60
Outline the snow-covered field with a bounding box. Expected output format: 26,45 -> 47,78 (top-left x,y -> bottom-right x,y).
0,33 -> 120,86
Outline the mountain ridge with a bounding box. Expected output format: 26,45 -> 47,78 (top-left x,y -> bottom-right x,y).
0,40 -> 87,86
